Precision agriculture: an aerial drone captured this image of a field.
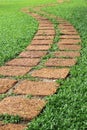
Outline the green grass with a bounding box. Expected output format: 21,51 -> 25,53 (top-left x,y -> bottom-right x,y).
0,0 -> 57,66
26,0 -> 87,130
0,0 -> 87,129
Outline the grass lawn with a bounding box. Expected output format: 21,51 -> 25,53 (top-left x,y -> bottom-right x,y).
0,0 -> 87,130
0,0 -> 56,66
26,0 -> 87,130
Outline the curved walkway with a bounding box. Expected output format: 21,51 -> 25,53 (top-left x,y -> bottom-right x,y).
0,2 -> 81,130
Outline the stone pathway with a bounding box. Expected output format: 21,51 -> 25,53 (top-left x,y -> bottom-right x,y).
0,1 -> 81,130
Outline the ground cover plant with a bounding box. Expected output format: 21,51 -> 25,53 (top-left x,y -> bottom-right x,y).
26,0 -> 87,130
0,0 -> 87,130
0,0 -> 56,66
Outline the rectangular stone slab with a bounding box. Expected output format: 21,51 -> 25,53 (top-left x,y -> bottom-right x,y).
33,35 -> 54,40
54,51 -> 80,58
0,97 -> 46,120
45,58 -> 77,67
59,39 -> 81,44
0,78 -> 17,94
60,35 -> 80,39
36,30 -> 55,36
59,45 -> 81,51
60,31 -> 78,35
26,45 -> 50,51
31,40 -> 52,45
19,51 -> 47,58
32,68 -> 69,79
39,27 -> 54,30
14,80 -> 59,96
0,66 -> 31,76
6,58 -> 40,67
0,124 -> 26,130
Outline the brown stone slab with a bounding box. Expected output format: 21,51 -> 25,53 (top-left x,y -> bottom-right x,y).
59,24 -> 75,29
60,28 -> 77,32
26,45 -> 50,51
6,58 -> 40,67
36,30 -> 55,36
39,21 -> 51,24
58,39 -> 81,44
14,80 -> 59,96
60,35 -> 80,39
60,23 -> 72,26
54,51 -> 80,58
45,58 -> 76,67
19,51 -> 47,58
0,66 -> 31,76
39,24 -> 53,27
39,27 -> 54,30
31,40 -> 52,45
33,35 -> 54,40
32,68 -> 69,79
0,124 -> 26,130
59,45 -> 81,51
0,78 -> 17,94
60,31 -> 78,35
0,97 -> 46,120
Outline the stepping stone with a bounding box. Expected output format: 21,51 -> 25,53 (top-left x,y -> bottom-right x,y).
31,68 -> 69,79
6,58 -> 40,67
33,35 -> 54,40
39,27 -> 54,30
36,30 -> 55,36
0,66 -> 31,76
0,78 -> 17,94
0,97 -> 46,120
39,24 -> 53,27
60,35 -> 80,39
60,28 -> 77,32
60,31 -> 78,35
54,51 -> 80,58
19,51 -> 47,58
59,25 -> 75,29
14,80 -> 59,96
58,39 -> 81,44
26,45 -> 50,51
39,21 -> 51,24
31,40 -> 52,45
59,45 -> 81,51
45,58 -> 77,67
0,124 -> 26,130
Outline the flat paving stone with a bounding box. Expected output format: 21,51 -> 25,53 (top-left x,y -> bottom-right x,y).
0,97 -> 46,120
0,124 -> 26,130
58,39 -> 81,44
26,45 -> 50,51
60,28 -> 77,32
31,40 -> 52,45
36,30 -> 55,36
54,51 -> 80,58
14,80 -> 59,96
59,45 -> 81,51
60,35 -> 80,39
0,78 -> 17,94
59,24 -> 75,29
33,35 -> 54,40
39,24 -> 53,27
45,58 -> 77,67
39,27 -> 54,30
32,68 -> 69,79
6,58 -> 40,67
60,31 -> 78,35
0,66 -> 31,76
19,51 -> 47,58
